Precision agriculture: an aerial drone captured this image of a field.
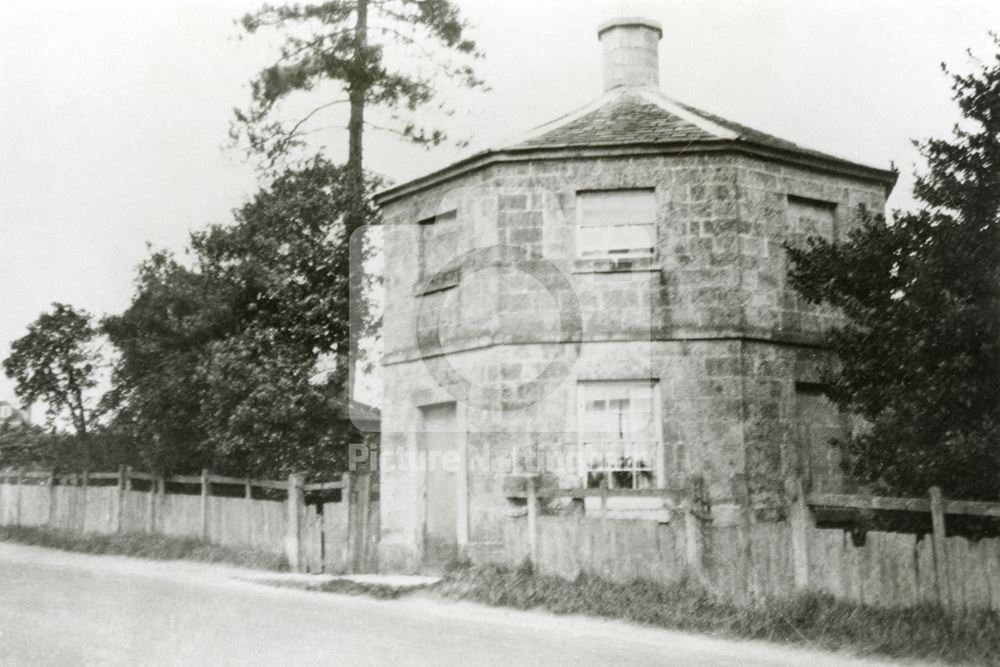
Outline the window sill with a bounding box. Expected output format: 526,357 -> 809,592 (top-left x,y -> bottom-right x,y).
413,268 -> 460,296
572,257 -> 661,274
583,496 -> 672,522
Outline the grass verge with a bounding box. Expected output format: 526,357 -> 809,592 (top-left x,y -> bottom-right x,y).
5,524 -> 995,665
429,563 -> 1000,666
313,579 -> 416,599
0,525 -> 287,571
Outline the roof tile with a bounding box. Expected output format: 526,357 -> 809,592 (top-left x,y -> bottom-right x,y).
513,89 -> 861,169
518,93 -> 716,148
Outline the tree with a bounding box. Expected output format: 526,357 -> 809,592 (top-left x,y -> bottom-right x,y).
0,422 -> 137,472
192,157 -> 381,382
189,157 -> 381,476
2,304 -> 104,460
232,0 -> 484,396
0,422 -> 68,470
104,158 -> 379,477
233,0 -> 484,166
102,251 -> 236,473
786,39 -> 1000,500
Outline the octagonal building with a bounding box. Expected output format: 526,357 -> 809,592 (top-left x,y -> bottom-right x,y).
373,17 -> 896,573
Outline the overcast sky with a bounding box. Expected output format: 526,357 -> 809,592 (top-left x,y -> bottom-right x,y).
2,0 -> 999,415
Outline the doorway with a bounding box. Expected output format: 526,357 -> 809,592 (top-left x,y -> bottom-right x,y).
419,402 -> 460,571
794,383 -> 847,492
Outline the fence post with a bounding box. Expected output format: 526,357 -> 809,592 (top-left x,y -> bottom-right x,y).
81,470 -> 89,533
788,477 -> 811,590
929,486 -> 949,610
355,472 -> 372,572
47,470 -> 56,527
526,475 -> 539,565
599,475 -> 609,519
145,475 -> 155,534
342,472 -> 353,572
200,469 -> 210,541
115,466 -> 126,533
684,476 -> 706,582
285,473 -> 304,573
0,469 -> 6,524
736,476 -> 757,600
155,476 -> 166,534
13,468 -> 22,527
244,477 -> 253,546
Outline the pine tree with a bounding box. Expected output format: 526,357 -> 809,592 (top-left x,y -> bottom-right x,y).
232,1 -> 485,397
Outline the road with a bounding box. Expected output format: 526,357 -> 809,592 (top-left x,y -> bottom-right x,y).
0,542 -> 916,667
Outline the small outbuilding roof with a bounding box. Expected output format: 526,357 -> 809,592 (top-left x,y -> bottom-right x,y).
330,395 -> 380,427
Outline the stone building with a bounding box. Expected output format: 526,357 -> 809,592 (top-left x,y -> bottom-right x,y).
374,17 -> 896,572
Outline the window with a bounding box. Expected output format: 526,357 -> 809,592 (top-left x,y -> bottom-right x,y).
576,190 -> 656,259
0,405 -> 10,419
787,195 -> 836,241
419,209 -> 458,284
578,381 -> 661,489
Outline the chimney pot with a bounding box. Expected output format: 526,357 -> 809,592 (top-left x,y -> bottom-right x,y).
598,17 -> 662,92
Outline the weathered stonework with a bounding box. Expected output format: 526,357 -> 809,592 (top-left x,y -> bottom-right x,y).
374,20 -> 895,573
375,150 -> 891,572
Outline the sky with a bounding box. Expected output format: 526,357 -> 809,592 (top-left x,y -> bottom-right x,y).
2,0 -> 999,417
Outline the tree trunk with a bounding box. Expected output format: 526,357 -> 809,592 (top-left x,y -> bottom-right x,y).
343,0 -> 369,402
66,366 -> 92,466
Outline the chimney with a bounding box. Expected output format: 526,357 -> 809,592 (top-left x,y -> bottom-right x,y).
598,17 -> 662,92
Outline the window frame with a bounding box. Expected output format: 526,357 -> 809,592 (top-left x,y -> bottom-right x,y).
416,208 -> 460,292
786,194 -> 838,242
575,189 -> 657,261
575,379 -> 664,490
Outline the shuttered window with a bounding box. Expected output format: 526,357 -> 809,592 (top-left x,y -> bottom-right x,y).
419,209 -> 458,280
577,190 -> 656,259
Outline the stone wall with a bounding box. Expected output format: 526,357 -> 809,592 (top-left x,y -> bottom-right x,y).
377,151 -> 886,571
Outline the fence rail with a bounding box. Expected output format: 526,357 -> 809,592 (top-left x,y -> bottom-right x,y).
0,464 -> 376,575
0,468 -> 300,491
499,477 -> 1000,612
808,491 -> 1000,519
506,486 -> 687,500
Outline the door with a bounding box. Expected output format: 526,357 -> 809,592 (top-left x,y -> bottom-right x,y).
794,383 -> 847,493
419,402 -> 459,571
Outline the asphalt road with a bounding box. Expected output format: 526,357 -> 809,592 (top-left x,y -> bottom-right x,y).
0,542 -> 915,667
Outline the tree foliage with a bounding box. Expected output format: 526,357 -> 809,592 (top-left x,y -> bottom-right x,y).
2,304 -> 104,445
233,1 -> 484,399
787,40 -> 1000,499
102,251 -> 235,473
232,0 -> 484,167
0,422 -> 137,473
104,158 -> 378,477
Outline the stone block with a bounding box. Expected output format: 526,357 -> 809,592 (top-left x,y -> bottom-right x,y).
499,193 -> 528,210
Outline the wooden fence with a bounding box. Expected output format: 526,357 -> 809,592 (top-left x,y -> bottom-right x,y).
500,477 -> 1000,612
0,467 -> 378,574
